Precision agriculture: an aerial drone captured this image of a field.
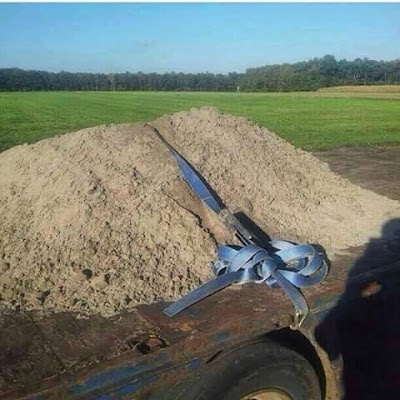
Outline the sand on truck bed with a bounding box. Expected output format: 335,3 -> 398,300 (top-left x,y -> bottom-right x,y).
0,107 -> 399,317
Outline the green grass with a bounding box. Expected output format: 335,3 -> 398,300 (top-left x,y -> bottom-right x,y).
0,91 -> 399,152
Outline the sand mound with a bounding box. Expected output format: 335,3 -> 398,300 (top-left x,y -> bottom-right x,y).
1,107 -> 399,316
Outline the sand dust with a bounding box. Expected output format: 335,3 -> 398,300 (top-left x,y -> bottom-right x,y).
1,107 -> 399,316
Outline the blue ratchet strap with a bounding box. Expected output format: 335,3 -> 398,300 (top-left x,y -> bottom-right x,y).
146,124 -> 254,245
146,124 -> 221,214
147,124 -> 329,329
164,241 -> 328,329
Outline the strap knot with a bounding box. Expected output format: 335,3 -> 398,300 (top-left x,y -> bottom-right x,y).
164,239 -> 328,329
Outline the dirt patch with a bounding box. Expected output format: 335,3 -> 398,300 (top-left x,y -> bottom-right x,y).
0,122 -> 229,316
153,108 -> 400,251
314,146 -> 400,201
1,107 -> 399,316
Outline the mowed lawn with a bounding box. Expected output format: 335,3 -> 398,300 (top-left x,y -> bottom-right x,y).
0,90 -> 399,152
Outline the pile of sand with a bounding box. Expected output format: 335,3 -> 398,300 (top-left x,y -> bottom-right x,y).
1,107 -> 399,316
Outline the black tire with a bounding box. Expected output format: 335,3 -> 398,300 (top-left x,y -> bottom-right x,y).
178,341 -> 321,400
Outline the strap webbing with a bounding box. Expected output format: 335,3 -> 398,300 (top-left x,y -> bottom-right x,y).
164,241 -> 328,328
146,124 -> 328,329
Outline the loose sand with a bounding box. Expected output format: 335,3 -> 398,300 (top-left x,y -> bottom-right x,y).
1,107 -> 399,316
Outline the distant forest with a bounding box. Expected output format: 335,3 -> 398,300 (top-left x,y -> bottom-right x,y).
1,55 -> 400,92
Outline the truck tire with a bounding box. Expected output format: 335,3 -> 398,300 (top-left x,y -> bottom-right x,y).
179,340 -> 321,400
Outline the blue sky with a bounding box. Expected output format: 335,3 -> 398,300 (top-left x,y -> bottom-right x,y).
0,3 -> 399,73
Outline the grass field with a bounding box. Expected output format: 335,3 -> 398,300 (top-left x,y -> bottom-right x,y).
0,90 -> 399,152
318,85 -> 400,93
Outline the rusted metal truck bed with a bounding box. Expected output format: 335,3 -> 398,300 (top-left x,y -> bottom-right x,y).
1,239 -> 399,400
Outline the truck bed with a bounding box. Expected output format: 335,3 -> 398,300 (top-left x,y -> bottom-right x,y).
1,240 -> 399,399
2,148 -> 400,399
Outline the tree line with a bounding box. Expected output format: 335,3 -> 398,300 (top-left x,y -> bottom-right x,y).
243,55 -> 400,91
1,55 -> 399,92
